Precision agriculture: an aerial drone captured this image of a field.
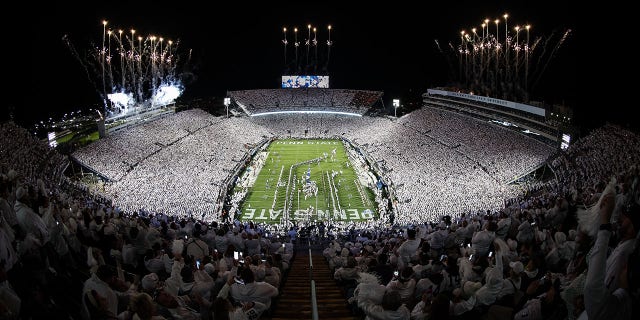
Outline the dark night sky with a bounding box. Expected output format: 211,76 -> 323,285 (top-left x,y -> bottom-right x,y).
11,2 -> 611,132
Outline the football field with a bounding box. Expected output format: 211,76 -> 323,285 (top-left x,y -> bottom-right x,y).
236,139 -> 377,224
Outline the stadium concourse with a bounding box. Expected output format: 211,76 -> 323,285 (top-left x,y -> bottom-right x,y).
1,91 -> 640,319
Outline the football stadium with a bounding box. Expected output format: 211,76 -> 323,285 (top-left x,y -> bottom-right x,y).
2,7 -> 639,320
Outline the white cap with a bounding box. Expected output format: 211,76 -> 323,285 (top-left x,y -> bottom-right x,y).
509,261 -> 524,274
15,186 -> 27,201
141,273 -> 159,291
204,263 -> 216,275
7,169 -> 17,181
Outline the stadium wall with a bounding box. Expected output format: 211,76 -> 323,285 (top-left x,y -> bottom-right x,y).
427,89 -> 545,117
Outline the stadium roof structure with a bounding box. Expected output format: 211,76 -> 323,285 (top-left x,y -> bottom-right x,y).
229,88 -> 383,116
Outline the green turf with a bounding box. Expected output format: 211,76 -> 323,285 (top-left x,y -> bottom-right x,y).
237,138 -> 377,224
56,130 -> 99,147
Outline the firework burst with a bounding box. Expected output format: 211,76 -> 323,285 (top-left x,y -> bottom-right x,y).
438,14 -> 571,102
64,20 -> 191,119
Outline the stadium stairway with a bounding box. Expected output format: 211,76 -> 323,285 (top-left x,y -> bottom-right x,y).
268,251 -> 359,320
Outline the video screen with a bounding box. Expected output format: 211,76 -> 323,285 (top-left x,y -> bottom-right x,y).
282,76 -> 329,88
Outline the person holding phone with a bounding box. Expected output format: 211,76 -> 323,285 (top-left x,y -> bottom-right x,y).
473,238 -> 505,308
213,271 -> 268,320
369,253 -> 394,286
471,221 -> 497,258
583,194 -> 638,319
185,228 -> 209,262
385,268 -> 416,305
229,267 -> 279,312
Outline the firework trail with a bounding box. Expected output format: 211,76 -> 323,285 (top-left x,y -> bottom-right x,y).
532,29 -> 571,92
62,34 -> 103,101
434,40 -> 456,82
532,33 -> 554,86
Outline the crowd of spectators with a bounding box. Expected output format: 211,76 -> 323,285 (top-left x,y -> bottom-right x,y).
229,89 -> 382,115
71,107 -> 557,225
1,156 -> 295,318
318,129 -> 639,318
397,107 -> 554,183
2,105 -> 639,319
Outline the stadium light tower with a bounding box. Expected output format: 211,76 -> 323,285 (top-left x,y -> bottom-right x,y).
392,99 -> 400,117
306,24 -> 311,67
224,97 -> 231,118
294,27 -> 299,71
327,25 -> 333,69
282,27 -> 288,66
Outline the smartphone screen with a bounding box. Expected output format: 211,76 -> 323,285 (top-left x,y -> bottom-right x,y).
234,251 -> 239,260
393,271 -> 399,277
196,260 -> 201,269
